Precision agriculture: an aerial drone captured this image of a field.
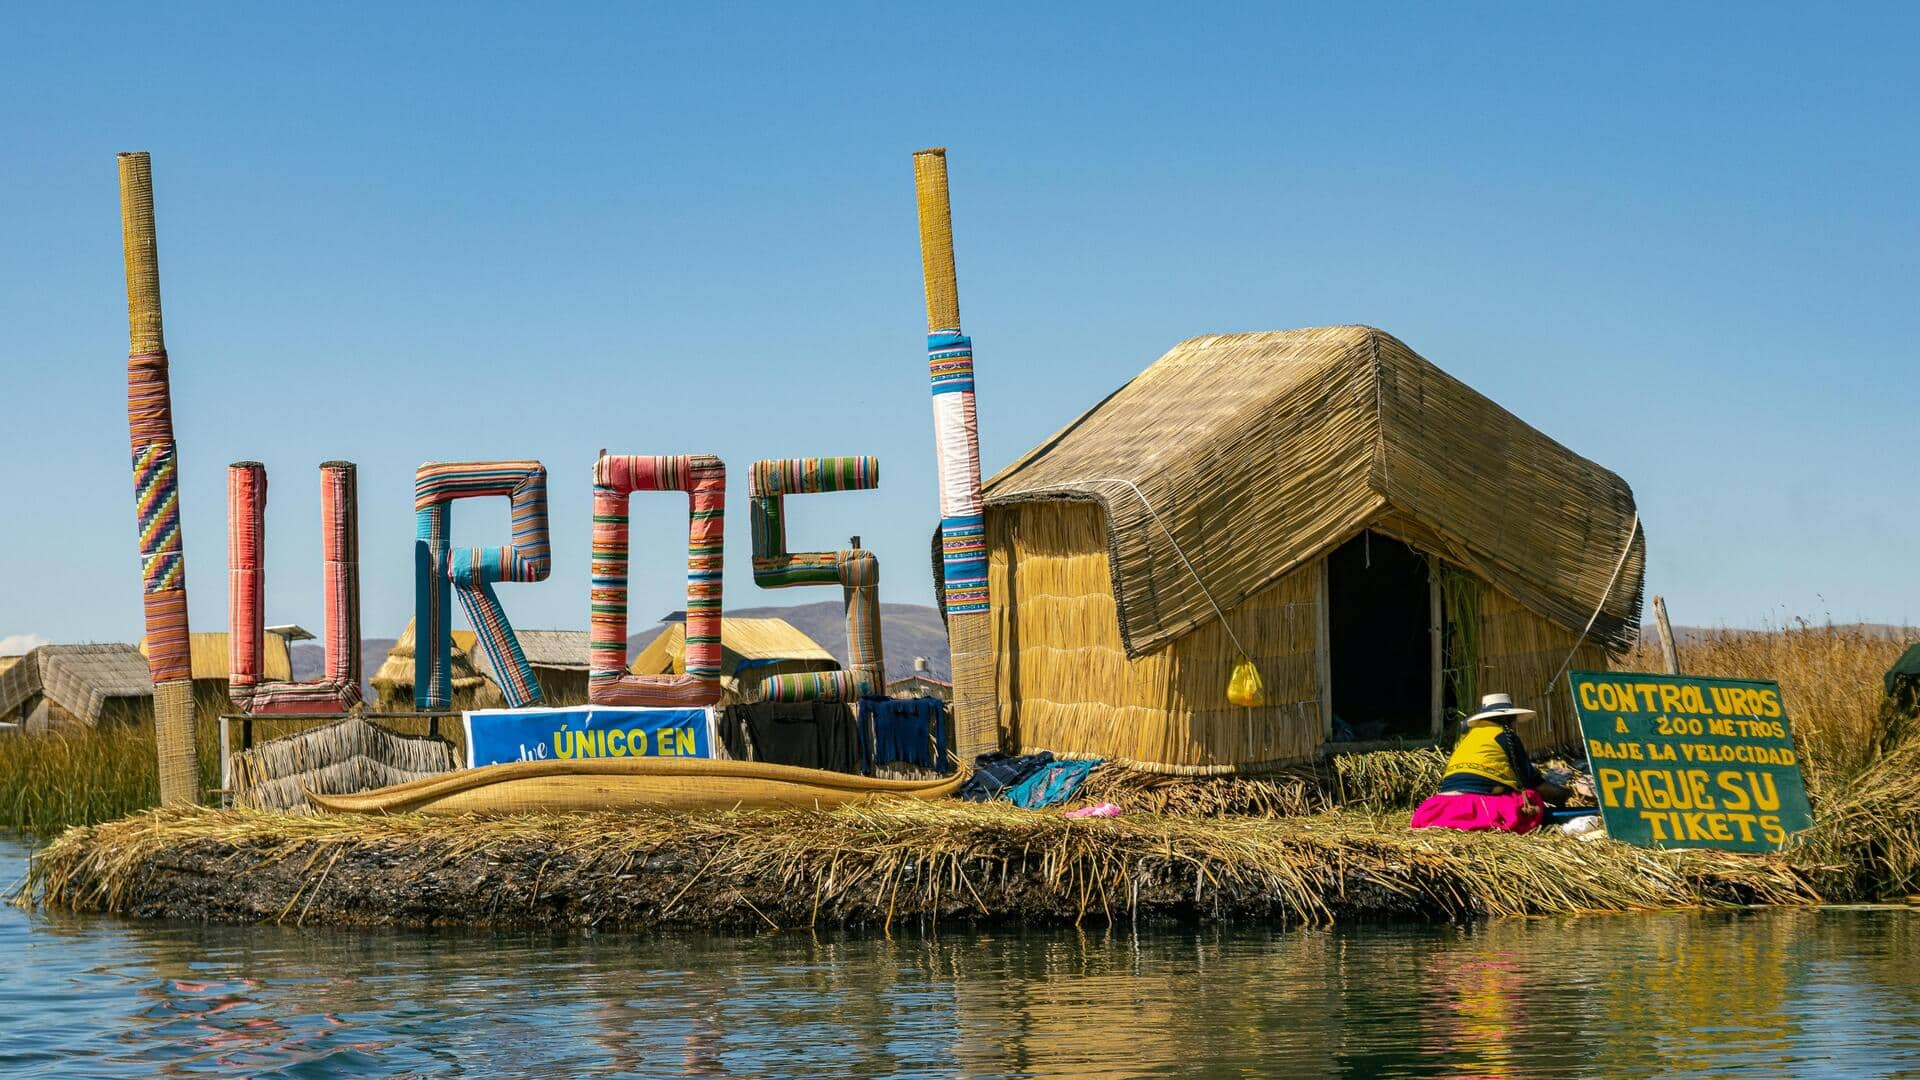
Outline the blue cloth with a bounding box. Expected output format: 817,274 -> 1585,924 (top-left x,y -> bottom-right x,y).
1006,758 -> 1101,809
1544,806 -> 1600,826
960,751 -> 1053,802
858,696 -> 948,772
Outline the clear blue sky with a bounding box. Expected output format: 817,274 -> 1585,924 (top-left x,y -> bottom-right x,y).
3,3 -> 1915,652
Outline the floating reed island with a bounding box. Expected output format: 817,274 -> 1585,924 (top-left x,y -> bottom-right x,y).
22,800 -> 1827,932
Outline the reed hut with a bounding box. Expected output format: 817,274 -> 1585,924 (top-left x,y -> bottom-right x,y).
371,620 -> 499,711
0,644 -> 156,731
630,615 -> 840,704
139,631 -> 294,717
470,630 -> 591,706
973,326 -> 1644,774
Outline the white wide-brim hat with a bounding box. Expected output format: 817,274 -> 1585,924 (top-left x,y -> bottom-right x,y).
1466,692 -> 1536,727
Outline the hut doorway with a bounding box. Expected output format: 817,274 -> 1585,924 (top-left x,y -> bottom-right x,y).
1325,531 -> 1437,743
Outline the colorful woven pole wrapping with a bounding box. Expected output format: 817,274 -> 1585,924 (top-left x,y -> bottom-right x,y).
227,461 -> 363,713
413,461 -> 551,709
914,147 -> 999,761
119,151 -> 197,806
749,457 -> 886,702
588,452 -> 727,707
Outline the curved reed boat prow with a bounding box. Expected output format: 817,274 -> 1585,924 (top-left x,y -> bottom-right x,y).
306,757 -> 966,815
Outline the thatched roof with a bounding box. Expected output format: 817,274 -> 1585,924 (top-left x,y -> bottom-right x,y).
138,631 -> 291,682
370,619 -> 488,701
629,617 -> 838,677
982,326 -> 1645,656
470,629 -> 591,678
0,644 -> 154,724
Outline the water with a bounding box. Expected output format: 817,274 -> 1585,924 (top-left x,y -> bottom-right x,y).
4,836 -> 1918,1078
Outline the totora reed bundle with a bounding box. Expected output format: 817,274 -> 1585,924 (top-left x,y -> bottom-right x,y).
228,715 -> 460,814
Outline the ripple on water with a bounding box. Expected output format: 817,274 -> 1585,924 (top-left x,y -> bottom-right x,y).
4,837 -> 1918,1078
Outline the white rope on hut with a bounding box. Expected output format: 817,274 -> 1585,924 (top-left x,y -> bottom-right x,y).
1541,511 -> 1644,702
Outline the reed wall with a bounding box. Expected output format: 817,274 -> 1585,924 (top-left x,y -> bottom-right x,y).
990,501 -> 1614,772
991,502 -> 1321,774
1476,585 -> 1611,750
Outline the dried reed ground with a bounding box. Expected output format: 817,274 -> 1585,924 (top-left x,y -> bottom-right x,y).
23,801 -> 1815,931
11,622 -> 1918,926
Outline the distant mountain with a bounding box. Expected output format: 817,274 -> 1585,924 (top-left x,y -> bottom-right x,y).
630,601 -> 950,682
292,604 -> 951,695
290,638 -> 393,700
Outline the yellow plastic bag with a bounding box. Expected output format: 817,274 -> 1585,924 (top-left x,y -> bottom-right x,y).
1227,656 -> 1266,707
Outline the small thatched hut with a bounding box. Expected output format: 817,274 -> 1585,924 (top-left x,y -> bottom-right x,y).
140,631 -> 294,717
0,644 -> 156,730
470,630 -> 592,706
630,615 -> 840,704
371,620 -> 498,711
972,326 -> 1644,775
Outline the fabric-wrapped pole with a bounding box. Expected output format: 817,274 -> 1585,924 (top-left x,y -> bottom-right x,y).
227,461 -> 364,713
413,461 -> 552,709
914,148 -> 998,762
588,452 -> 727,707
119,151 -> 198,806
748,457 -> 886,702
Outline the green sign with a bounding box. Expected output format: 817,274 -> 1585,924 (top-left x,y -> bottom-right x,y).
1568,671 -> 1812,852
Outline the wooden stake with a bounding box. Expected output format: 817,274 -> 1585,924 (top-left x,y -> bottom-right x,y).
1652,594 -> 1681,675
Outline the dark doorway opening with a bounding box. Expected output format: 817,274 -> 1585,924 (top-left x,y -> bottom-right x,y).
1327,530 -> 1433,742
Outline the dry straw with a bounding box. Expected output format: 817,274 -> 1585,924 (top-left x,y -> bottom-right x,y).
20,802 -> 1816,929
229,715 -> 459,814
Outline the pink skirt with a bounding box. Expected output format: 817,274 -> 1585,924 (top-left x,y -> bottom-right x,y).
1409,790 -> 1545,834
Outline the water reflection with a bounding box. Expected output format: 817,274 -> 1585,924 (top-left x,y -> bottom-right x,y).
5,839 -> 1918,1078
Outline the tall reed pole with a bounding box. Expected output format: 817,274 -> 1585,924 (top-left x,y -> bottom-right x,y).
119,151 -> 198,805
914,148 -> 999,762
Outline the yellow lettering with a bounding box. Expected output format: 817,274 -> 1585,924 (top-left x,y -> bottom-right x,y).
609,729 -> 628,756
1761,816 -> 1787,845
1640,811 -> 1670,841
1749,771 -> 1781,811
554,728 -> 573,759
1717,771 -> 1751,811
1636,683 -> 1661,711
630,729 -> 648,755
1759,688 -> 1781,717
1580,682 -> 1600,710
676,727 -> 695,756
1728,813 -> 1758,843
1600,768 -> 1626,805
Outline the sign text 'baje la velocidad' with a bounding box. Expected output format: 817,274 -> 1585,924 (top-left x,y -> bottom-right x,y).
1568,671 -> 1812,852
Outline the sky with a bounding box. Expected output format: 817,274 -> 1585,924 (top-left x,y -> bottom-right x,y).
2,3 -> 1916,653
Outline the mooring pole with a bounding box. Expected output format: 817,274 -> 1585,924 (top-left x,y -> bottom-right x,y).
118,151 -> 199,805
1652,594 -> 1681,676
914,148 -> 999,764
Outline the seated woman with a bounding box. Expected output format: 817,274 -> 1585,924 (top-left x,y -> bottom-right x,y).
1411,693 -> 1570,833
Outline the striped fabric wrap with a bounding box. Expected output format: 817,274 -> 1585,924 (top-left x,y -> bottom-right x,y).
762,670 -> 867,704
413,461 -> 551,710
127,350 -> 191,683
929,332 -> 989,615
227,462 -> 364,714
747,457 -> 886,701
588,453 -> 727,707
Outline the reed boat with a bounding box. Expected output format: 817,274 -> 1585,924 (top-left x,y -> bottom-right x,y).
307,756 -> 965,815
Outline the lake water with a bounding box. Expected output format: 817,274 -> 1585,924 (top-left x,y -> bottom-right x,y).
4,835 -> 1918,1078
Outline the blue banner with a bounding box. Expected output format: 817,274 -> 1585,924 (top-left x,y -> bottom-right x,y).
463,706 -> 714,768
